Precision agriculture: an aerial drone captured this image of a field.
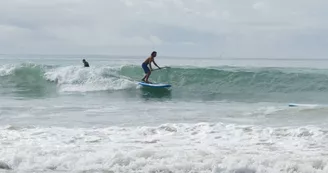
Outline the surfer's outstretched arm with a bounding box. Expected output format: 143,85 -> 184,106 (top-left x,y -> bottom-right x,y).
153,60 -> 160,69
149,62 -> 153,71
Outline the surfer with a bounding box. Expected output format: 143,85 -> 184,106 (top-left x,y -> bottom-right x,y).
141,51 -> 161,83
82,59 -> 89,67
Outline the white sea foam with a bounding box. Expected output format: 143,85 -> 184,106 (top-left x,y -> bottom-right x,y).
0,64 -> 17,76
44,66 -> 136,92
1,123 -> 327,173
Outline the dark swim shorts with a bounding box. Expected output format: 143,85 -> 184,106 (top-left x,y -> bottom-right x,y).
142,63 -> 150,73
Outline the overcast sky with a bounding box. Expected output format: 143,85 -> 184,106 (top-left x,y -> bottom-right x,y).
0,0 -> 327,58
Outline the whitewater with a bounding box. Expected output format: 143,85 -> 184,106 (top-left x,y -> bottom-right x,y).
1,55 -> 328,173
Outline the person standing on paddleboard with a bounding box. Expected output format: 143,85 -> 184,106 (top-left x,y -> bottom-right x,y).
141,51 -> 161,83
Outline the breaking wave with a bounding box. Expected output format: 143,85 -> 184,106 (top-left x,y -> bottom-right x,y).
1,63 -> 328,102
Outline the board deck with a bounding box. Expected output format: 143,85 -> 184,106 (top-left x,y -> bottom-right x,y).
138,82 -> 171,88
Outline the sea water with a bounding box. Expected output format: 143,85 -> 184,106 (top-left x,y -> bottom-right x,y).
1,55 -> 328,173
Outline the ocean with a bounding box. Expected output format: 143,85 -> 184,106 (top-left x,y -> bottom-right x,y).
1,55 -> 328,173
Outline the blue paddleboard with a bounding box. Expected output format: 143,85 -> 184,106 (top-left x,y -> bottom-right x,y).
138,82 -> 171,88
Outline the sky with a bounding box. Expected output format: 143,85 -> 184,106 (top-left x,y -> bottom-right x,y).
0,0 -> 327,58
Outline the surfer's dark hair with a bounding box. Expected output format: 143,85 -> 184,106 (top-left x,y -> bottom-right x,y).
151,51 -> 157,55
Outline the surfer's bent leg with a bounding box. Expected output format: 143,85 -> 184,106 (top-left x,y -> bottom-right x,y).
145,71 -> 151,83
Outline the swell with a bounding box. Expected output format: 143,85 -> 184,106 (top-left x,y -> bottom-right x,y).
0,64 -> 56,97
120,65 -> 328,93
1,63 -> 328,102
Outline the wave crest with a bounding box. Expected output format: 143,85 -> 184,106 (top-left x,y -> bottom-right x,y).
2,63 -> 328,101
44,66 -> 135,92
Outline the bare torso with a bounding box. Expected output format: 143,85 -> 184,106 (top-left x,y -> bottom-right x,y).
143,57 -> 153,65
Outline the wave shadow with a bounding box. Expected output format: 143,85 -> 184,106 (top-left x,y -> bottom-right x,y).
139,87 -> 172,100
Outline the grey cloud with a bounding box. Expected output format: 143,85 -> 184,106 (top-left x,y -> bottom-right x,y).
0,0 -> 327,58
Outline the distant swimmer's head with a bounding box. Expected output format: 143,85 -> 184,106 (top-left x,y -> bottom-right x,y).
82,59 -> 86,62
151,51 -> 157,57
